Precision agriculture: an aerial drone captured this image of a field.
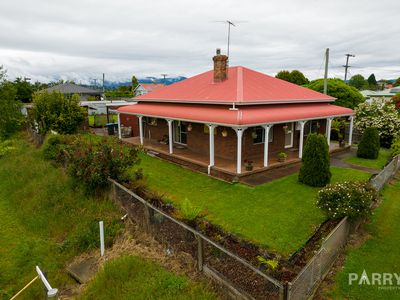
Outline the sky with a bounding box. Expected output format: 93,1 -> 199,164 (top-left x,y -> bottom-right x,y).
0,0 -> 399,84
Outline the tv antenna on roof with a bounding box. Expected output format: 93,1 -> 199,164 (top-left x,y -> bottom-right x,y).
213,20 -> 247,59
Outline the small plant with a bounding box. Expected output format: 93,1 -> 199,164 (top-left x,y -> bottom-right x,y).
180,198 -> 202,222
257,256 -> 279,270
390,134 -> 400,157
0,140 -> 15,158
316,181 -> 377,220
357,127 -> 380,159
277,152 -> 287,162
299,133 -> 331,187
245,160 -> 254,171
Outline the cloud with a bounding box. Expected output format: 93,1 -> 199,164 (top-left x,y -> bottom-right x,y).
0,0 -> 399,83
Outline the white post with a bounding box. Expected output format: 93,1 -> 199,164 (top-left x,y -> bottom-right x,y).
298,121 -> 306,158
348,116 -> 354,146
117,113 -> 122,139
138,115 -> 144,145
208,124 -> 216,168
262,125 -> 272,167
167,119 -> 173,154
234,128 -> 246,174
99,221 -> 105,257
326,118 -> 333,146
36,266 -> 58,298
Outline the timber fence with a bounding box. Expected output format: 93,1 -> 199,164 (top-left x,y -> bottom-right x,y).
286,154 -> 400,300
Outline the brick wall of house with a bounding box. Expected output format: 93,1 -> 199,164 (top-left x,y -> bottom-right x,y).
120,114 -> 140,136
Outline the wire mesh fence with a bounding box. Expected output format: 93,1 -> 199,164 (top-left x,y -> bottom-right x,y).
111,180 -> 284,299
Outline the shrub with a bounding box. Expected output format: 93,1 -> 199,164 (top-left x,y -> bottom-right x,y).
0,140 -> 16,158
357,127 -> 380,159
354,100 -> 400,148
32,92 -> 86,135
0,81 -> 23,139
179,198 -> 202,222
317,181 -> 377,219
391,135 -> 400,157
66,137 -> 139,194
42,134 -> 72,161
299,133 -> 331,187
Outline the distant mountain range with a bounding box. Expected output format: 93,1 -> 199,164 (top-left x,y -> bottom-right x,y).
104,76 -> 187,88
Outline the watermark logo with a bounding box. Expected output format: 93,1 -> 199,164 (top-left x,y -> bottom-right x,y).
349,270 -> 400,290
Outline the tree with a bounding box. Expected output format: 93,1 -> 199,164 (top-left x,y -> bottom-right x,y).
298,133 -> 331,187
357,127 -> 380,159
131,75 -> 139,94
394,77 -> 400,87
391,92 -> 400,109
306,78 -> 364,109
354,100 -> 400,148
0,67 -> 23,138
348,74 -> 368,90
13,77 -> 33,103
275,70 -> 309,85
32,92 -> 86,134
367,74 -> 378,90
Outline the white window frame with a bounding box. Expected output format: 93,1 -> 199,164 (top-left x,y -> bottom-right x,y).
252,126 -> 273,145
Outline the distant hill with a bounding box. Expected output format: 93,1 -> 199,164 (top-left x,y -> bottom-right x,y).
104,76 -> 186,88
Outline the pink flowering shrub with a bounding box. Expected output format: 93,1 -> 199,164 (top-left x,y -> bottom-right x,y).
316,181 -> 377,219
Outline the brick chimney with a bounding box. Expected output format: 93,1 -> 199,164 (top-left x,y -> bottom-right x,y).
213,49 -> 228,82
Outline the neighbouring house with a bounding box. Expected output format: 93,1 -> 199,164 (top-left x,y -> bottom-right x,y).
117,50 -> 354,179
361,88 -> 398,103
134,83 -> 166,96
39,83 -> 102,101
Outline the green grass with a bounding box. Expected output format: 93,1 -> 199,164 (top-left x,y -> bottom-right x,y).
131,153 -> 371,256
80,255 -> 217,300
344,148 -> 392,170
88,114 -> 117,127
325,177 -> 400,299
0,135 -> 123,300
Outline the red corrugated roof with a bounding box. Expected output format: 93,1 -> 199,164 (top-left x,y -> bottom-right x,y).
140,83 -> 165,92
134,66 -> 335,105
118,103 -> 352,126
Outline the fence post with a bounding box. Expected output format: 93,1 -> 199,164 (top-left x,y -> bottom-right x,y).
197,235 -> 204,272
284,281 -> 291,300
143,203 -> 153,233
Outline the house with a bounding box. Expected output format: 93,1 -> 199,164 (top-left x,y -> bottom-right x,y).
117,50 -> 354,179
39,83 -> 102,101
134,83 -> 166,96
361,89 -> 397,103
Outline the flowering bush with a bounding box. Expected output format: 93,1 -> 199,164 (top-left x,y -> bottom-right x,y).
316,181 -> 377,220
390,134 -> 400,157
354,100 -> 400,148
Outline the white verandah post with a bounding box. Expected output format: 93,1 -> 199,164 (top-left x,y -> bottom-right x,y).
138,115 -> 144,145
208,124 -> 217,172
326,117 -> 333,146
262,124 -> 272,167
117,113 -> 122,139
348,115 -> 354,146
167,119 -> 173,154
298,121 -> 306,158
234,127 -> 247,174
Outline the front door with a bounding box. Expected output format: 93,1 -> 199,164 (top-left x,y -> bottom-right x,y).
284,122 -> 294,148
173,121 -> 187,145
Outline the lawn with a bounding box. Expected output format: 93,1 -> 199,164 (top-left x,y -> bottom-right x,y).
131,153 -> 371,257
80,255 -> 217,300
325,176 -> 400,299
344,148 -> 392,170
0,135 -> 123,299
88,114 -> 117,127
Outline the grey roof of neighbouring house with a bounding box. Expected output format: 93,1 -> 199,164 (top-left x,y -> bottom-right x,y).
360,89 -> 396,97
40,83 -> 102,95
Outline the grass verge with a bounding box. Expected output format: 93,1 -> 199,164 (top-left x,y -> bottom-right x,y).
79,255 -> 217,300
325,177 -> 400,299
0,134 -> 123,299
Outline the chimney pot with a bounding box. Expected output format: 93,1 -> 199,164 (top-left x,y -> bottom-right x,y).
213,49 -> 228,82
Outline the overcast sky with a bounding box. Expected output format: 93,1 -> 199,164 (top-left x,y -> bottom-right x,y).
0,0 -> 399,84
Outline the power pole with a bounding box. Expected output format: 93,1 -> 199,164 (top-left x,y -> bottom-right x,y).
323,48 -> 329,94
161,74 -> 168,84
343,53 -> 355,83
102,73 -> 105,93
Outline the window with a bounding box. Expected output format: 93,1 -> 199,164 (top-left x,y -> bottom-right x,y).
252,127 -> 273,144
304,120 -> 321,135
173,121 -> 187,144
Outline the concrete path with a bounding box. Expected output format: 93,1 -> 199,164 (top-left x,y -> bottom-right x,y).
331,148 -> 380,174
